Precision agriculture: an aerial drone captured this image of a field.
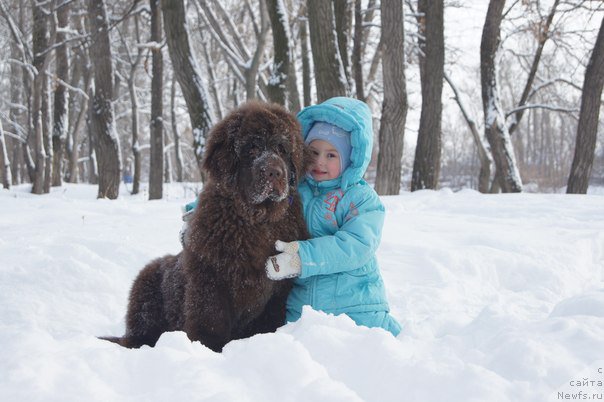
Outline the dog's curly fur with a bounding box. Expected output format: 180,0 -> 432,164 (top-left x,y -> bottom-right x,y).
101,101 -> 309,352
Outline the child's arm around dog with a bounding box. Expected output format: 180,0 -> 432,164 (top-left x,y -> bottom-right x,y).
266,183 -> 384,279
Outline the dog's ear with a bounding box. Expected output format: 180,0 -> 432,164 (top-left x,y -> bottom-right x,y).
302,143 -> 314,176
288,160 -> 297,188
290,119 -> 307,185
202,112 -> 241,184
267,103 -> 306,186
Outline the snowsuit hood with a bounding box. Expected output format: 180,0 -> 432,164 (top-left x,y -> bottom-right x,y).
297,97 -> 373,190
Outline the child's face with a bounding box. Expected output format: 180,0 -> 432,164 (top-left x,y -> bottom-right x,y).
308,140 -> 341,181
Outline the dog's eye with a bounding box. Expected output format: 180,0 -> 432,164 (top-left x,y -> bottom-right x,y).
277,144 -> 288,155
247,144 -> 260,156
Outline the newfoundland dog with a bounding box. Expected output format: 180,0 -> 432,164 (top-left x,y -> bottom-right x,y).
101,101 -> 309,352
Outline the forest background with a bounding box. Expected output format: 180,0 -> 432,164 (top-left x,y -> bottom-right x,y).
0,0 -> 602,199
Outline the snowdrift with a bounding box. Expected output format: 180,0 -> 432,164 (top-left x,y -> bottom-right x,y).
1,184 -> 603,402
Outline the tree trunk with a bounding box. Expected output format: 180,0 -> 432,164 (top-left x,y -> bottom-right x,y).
170,74 -> 184,182
42,74 -> 52,193
31,0 -> 47,194
374,0 -> 407,195
411,0 -> 444,191
128,69 -> 141,194
567,16 -> 604,194
266,0 -> 301,113
149,0 -> 164,200
0,120 -> 11,189
333,0 -> 352,93
51,2 -> 70,187
244,0 -> 269,101
164,131 -> 173,183
480,0 -> 522,193
307,0 -> 348,102
444,73 -> 492,193
87,0 -> 121,199
66,95 -> 88,184
86,116 -> 99,185
8,29 -> 23,185
64,15 -> 90,184
162,0 -> 214,174
299,3 -> 311,107
352,0 -> 364,101
22,142 -> 36,184
125,16 -> 143,194
201,39 -> 223,120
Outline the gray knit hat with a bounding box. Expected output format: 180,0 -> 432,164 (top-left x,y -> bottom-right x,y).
304,122 -> 352,173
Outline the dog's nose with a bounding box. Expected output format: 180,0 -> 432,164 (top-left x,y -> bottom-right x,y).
266,164 -> 284,180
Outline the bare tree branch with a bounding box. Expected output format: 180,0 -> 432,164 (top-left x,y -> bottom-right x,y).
506,103 -> 580,118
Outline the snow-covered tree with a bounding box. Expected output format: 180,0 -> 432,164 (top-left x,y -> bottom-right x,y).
374,0 -> 408,195
51,1 -> 70,188
149,0 -> 164,200
567,15 -> 604,194
480,0 -> 523,193
306,0 -> 348,102
163,0 -> 214,174
87,0 -> 122,199
266,0 -> 300,113
411,0 -> 444,191
0,120 -> 10,189
31,0 -> 49,195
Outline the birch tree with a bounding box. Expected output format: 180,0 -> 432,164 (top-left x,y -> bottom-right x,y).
374,0 -> 407,195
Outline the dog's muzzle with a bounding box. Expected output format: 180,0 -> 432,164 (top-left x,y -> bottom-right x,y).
250,151 -> 289,204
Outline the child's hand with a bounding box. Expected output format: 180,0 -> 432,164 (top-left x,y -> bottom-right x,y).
265,241 -> 301,280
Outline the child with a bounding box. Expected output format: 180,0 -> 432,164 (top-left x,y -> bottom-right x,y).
265,97 -> 401,336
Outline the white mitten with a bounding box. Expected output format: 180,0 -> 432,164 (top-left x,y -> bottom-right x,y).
265,240 -> 301,280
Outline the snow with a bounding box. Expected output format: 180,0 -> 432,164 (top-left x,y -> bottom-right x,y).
1,183 -> 603,402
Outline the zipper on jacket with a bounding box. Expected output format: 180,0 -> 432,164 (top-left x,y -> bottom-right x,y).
304,183 -> 320,230
303,181 -> 321,307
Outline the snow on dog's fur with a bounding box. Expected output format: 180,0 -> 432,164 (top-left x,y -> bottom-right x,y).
100,101 -> 309,352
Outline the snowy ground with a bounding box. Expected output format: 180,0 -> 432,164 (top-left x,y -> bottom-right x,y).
1,183 -> 603,402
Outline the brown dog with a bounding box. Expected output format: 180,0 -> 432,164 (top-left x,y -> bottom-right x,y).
101,101 -> 309,352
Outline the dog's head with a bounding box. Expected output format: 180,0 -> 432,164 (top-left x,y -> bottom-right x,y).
202,101 -> 305,214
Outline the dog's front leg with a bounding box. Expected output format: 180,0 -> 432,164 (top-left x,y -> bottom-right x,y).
183,275 -> 233,352
244,281 -> 291,336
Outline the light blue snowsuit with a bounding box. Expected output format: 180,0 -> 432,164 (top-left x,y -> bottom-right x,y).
290,97 -> 401,336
